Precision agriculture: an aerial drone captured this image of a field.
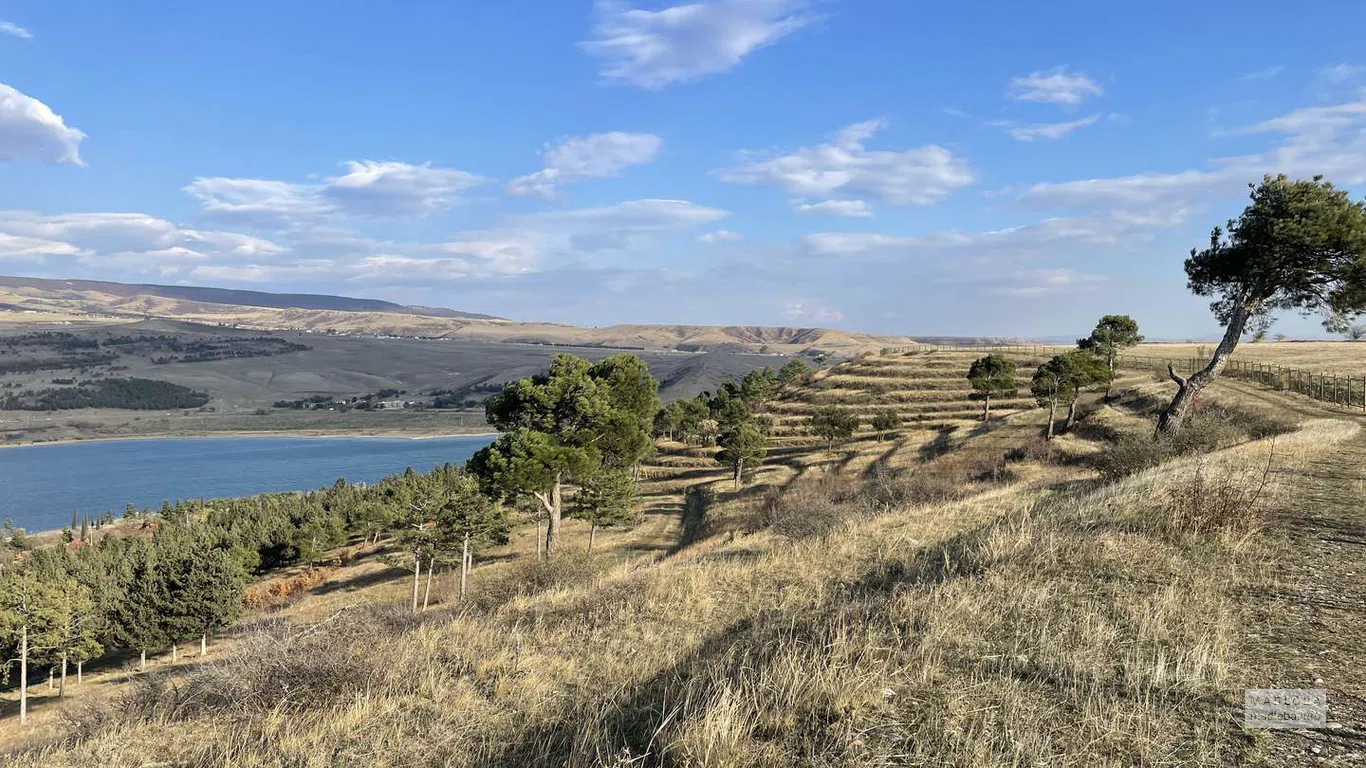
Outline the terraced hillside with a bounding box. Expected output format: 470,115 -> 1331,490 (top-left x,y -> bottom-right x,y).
769,349 -> 1044,439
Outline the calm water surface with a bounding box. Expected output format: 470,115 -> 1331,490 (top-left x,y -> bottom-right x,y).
0,435 -> 494,533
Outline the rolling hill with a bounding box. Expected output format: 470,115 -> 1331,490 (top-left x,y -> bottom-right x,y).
0,275 -> 932,356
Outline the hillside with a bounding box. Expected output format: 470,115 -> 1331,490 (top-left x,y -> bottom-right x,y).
0,319 -> 783,445
0,275 -> 926,356
6,349 -> 1364,766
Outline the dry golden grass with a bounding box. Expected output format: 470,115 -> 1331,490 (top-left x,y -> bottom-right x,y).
11,385 -> 1354,766
9,347 -> 1362,767
1134,341 -> 1366,376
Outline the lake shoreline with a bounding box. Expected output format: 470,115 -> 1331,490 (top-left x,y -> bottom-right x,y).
0,427 -> 500,450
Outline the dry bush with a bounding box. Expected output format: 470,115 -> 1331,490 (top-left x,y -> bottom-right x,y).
467,551 -> 612,611
1003,436 -> 1051,463
766,472 -> 865,540
1159,446 -> 1275,536
1092,400 -> 1294,481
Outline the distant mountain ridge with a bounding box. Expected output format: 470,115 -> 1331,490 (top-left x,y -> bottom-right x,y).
0,275 -> 499,320
0,274 -> 993,355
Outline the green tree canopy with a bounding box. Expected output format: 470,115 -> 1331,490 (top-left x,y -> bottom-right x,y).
777,358 -> 812,385
809,407 -> 859,449
570,468 -> 638,550
471,354 -> 657,557
1078,315 -> 1143,399
716,422 -> 768,489
966,355 -> 1018,421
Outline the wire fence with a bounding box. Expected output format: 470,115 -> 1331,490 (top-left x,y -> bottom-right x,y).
880,343 -> 1366,412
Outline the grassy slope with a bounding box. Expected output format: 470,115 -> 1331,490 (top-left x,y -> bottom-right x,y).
6,352 -> 1365,766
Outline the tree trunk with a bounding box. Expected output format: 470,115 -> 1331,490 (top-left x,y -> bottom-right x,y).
1046,397 -> 1057,440
422,555 -> 435,611
1158,304 -> 1250,434
1104,356 -> 1116,401
59,653 -> 67,698
171,643 -> 178,663
77,660 -> 83,685
733,459 -> 743,490
588,522 -> 596,553
47,668 -> 52,691
18,625 -> 26,725
537,473 -> 563,558
1065,399 -> 1077,430
982,393 -> 990,421
201,633 -> 207,657
139,649 -> 146,672
460,532 -> 470,599
411,554 -> 422,614
535,517 -> 543,562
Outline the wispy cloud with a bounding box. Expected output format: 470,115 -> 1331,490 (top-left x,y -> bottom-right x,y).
1238,65 -> 1283,82
0,21 -> 31,39
507,132 -> 662,199
995,114 -> 1101,142
580,0 -> 817,89
1008,67 -> 1103,106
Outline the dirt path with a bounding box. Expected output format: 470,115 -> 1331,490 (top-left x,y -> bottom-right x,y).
1212,379 -> 1366,764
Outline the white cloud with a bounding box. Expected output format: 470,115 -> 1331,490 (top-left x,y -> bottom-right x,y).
783,301 -> 843,324
792,199 -> 873,217
1008,67 -> 1103,106
184,178 -> 328,228
1000,114 -> 1100,142
425,230 -> 544,275
1000,268 -> 1107,297
323,160 -> 487,217
800,214 -> 1128,260
0,211 -> 288,270
0,83 -> 85,165
507,132 -> 663,199
698,229 -> 744,244
0,233 -> 82,261
1018,98 -> 1366,210
0,21 -> 31,39
1319,63 -> 1364,84
187,161 -> 488,225
1238,66 -> 1283,82
580,0 -> 815,89
717,119 -> 974,206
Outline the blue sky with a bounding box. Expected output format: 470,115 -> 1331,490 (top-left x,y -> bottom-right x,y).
1,0 -> 1364,339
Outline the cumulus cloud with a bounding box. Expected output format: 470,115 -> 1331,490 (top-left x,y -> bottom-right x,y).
184,178 -> 328,229
698,229 -> 744,244
0,21 -> 31,39
999,114 -> 1100,142
0,211 -> 287,270
717,119 -> 974,206
323,161 -> 487,217
1008,67 -> 1103,106
186,161 -> 488,225
792,199 -> 873,217
0,83 -> 86,165
0,233 -> 82,261
507,132 -> 663,199
580,0 -> 815,89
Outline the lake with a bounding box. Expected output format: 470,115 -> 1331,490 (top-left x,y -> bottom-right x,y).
0,434 -> 495,533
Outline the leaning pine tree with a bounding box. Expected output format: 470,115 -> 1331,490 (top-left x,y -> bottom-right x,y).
1159,175 -> 1366,433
